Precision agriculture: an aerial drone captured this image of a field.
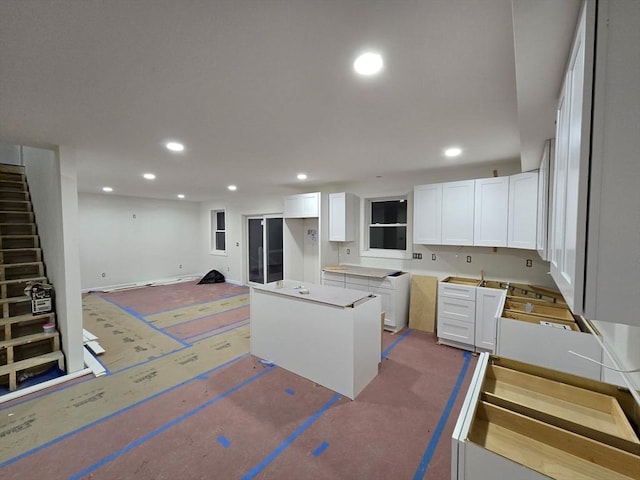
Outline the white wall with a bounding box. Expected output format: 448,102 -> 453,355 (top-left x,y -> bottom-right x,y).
199,160 -> 554,288
78,193 -> 204,290
0,142 -> 22,165
23,146 -> 84,373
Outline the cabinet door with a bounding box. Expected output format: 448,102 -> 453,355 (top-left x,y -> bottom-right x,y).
442,180 -> 475,246
550,4 -> 591,314
329,193 -> 356,242
475,287 -> 504,352
536,140 -> 554,261
474,177 -> 509,247
413,184 -> 442,244
284,193 -> 320,218
507,171 -> 538,250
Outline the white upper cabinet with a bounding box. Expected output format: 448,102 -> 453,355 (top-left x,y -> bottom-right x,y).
473,177 -> 509,247
536,140 -> 554,261
550,2 -> 592,314
413,183 -> 442,244
329,192 -> 358,242
283,192 -> 320,218
507,171 -> 538,250
441,180 -> 475,245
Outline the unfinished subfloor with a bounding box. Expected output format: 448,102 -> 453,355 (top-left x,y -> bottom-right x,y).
0,281 -> 476,479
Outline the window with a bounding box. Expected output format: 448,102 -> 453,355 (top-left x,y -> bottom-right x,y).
211,210 -> 226,253
364,197 -> 409,257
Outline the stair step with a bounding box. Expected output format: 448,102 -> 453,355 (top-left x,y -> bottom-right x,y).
1,330 -> 59,350
0,223 -> 37,236
0,173 -> 25,183
0,200 -> 32,212
0,191 -> 29,202
0,295 -> 35,318
0,276 -> 47,298
1,311 -> 56,342
0,236 -> 39,249
0,164 -> 25,175
0,180 -> 28,192
0,211 -> 34,223
0,350 -> 65,391
0,248 -> 42,264
0,262 -> 45,281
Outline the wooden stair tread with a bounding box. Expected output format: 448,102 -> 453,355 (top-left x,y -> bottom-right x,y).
0,295 -> 32,305
0,312 -> 55,327
0,261 -> 43,268
0,331 -> 58,349
0,165 -> 25,174
0,350 -> 64,376
0,248 -> 41,252
0,276 -> 47,286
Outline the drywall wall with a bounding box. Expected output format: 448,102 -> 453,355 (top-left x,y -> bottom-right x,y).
78,193 -> 203,290
23,146 -> 84,373
0,142 -> 21,165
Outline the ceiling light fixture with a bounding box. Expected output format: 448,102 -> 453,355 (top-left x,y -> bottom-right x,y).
177,194 -> 185,199
353,52 -> 384,76
297,173 -> 307,180
166,142 -> 184,152
102,187 -> 113,192
228,185 -> 237,191
444,147 -> 462,158
143,173 -> 156,180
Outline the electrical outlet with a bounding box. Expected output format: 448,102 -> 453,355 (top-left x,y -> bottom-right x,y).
227,267 -> 230,272
417,253 -> 422,259
101,272 -> 106,277
413,253 -> 422,260
526,259 -> 533,267
466,256 -> 472,263
346,248 -> 350,254
432,254 -> 436,261
179,264 -> 182,269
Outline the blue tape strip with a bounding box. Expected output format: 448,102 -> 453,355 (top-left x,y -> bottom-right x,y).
311,441 -> 330,457
163,304 -> 249,331
412,350 -> 472,480
0,352 -> 249,469
284,388 -> 295,396
69,365 -> 274,480
241,393 -> 341,479
381,328 -> 412,359
217,435 -> 231,448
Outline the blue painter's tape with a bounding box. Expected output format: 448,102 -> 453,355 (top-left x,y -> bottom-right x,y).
217,435 -> 231,448
0,352 -> 250,469
312,441 -> 330,457
242,393 -> 341,479
184,317 -> 250,342
284,388 -> 295,396
68,364 -> 274,480
381,328 -> 412,359
412,350 -> 472,480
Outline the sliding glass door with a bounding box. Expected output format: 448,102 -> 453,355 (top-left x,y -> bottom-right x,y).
247,216 -> 283,284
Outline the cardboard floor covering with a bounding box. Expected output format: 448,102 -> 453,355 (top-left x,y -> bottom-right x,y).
146,293 -> 249,328
0,324 -> 250,464
83,295 -> 185,372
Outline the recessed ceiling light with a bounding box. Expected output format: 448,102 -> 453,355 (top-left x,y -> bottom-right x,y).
166,142 -> 184,152
102,187 -> 113,192
444,147 -> 462,157
297,173 -> 307,180
177,194 -> 185,199
143,173 -> 156,180
353,52 -> 384,76
228,185 -> 237,191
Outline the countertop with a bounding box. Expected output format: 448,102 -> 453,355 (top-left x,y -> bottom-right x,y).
322,264 -> 402,278
252,281 -> 374,308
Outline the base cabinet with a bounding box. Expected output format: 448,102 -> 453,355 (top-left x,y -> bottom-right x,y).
452,354 -> 640,480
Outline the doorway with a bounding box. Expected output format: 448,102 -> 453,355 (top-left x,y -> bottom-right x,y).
247,215 -> 283,285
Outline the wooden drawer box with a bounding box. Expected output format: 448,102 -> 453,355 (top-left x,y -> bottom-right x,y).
439,277 -> 480,301
452,354 -> 640,480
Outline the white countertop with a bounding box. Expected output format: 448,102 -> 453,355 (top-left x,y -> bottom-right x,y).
322,264 -> 402,278
252,281 -> 373,308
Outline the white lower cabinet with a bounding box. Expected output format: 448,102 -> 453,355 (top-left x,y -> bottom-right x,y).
452,353 -> 639,480
321,268 -> 410,333
474,287 -> 504,352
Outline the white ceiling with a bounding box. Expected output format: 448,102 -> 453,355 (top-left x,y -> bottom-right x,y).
0,0 -> 580,202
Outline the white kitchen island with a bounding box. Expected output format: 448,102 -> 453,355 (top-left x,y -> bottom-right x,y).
250,282 -> 382,400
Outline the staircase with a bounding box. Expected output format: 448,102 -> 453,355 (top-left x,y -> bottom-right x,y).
0,164 -> 65,392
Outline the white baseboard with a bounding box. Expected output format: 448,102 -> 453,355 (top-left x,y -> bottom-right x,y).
82,273 -> 203,293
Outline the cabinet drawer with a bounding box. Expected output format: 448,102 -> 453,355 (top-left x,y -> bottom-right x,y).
345,275 -> 370,287
438,298 -> 476,322
323,279 -> 345,288
437,316 -> 475,345
322,272 -> 345,284
369,277 -> 393,289
439,282 -> 477,300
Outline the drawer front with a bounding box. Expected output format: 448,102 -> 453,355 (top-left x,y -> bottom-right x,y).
438,298 -> 476,322
439,282 -> 476,300
369,277 -> 393,289
323,279 -> 346,288
322,272 -> 345,285
345,274 -> 370,287
438,316 -> 475,345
